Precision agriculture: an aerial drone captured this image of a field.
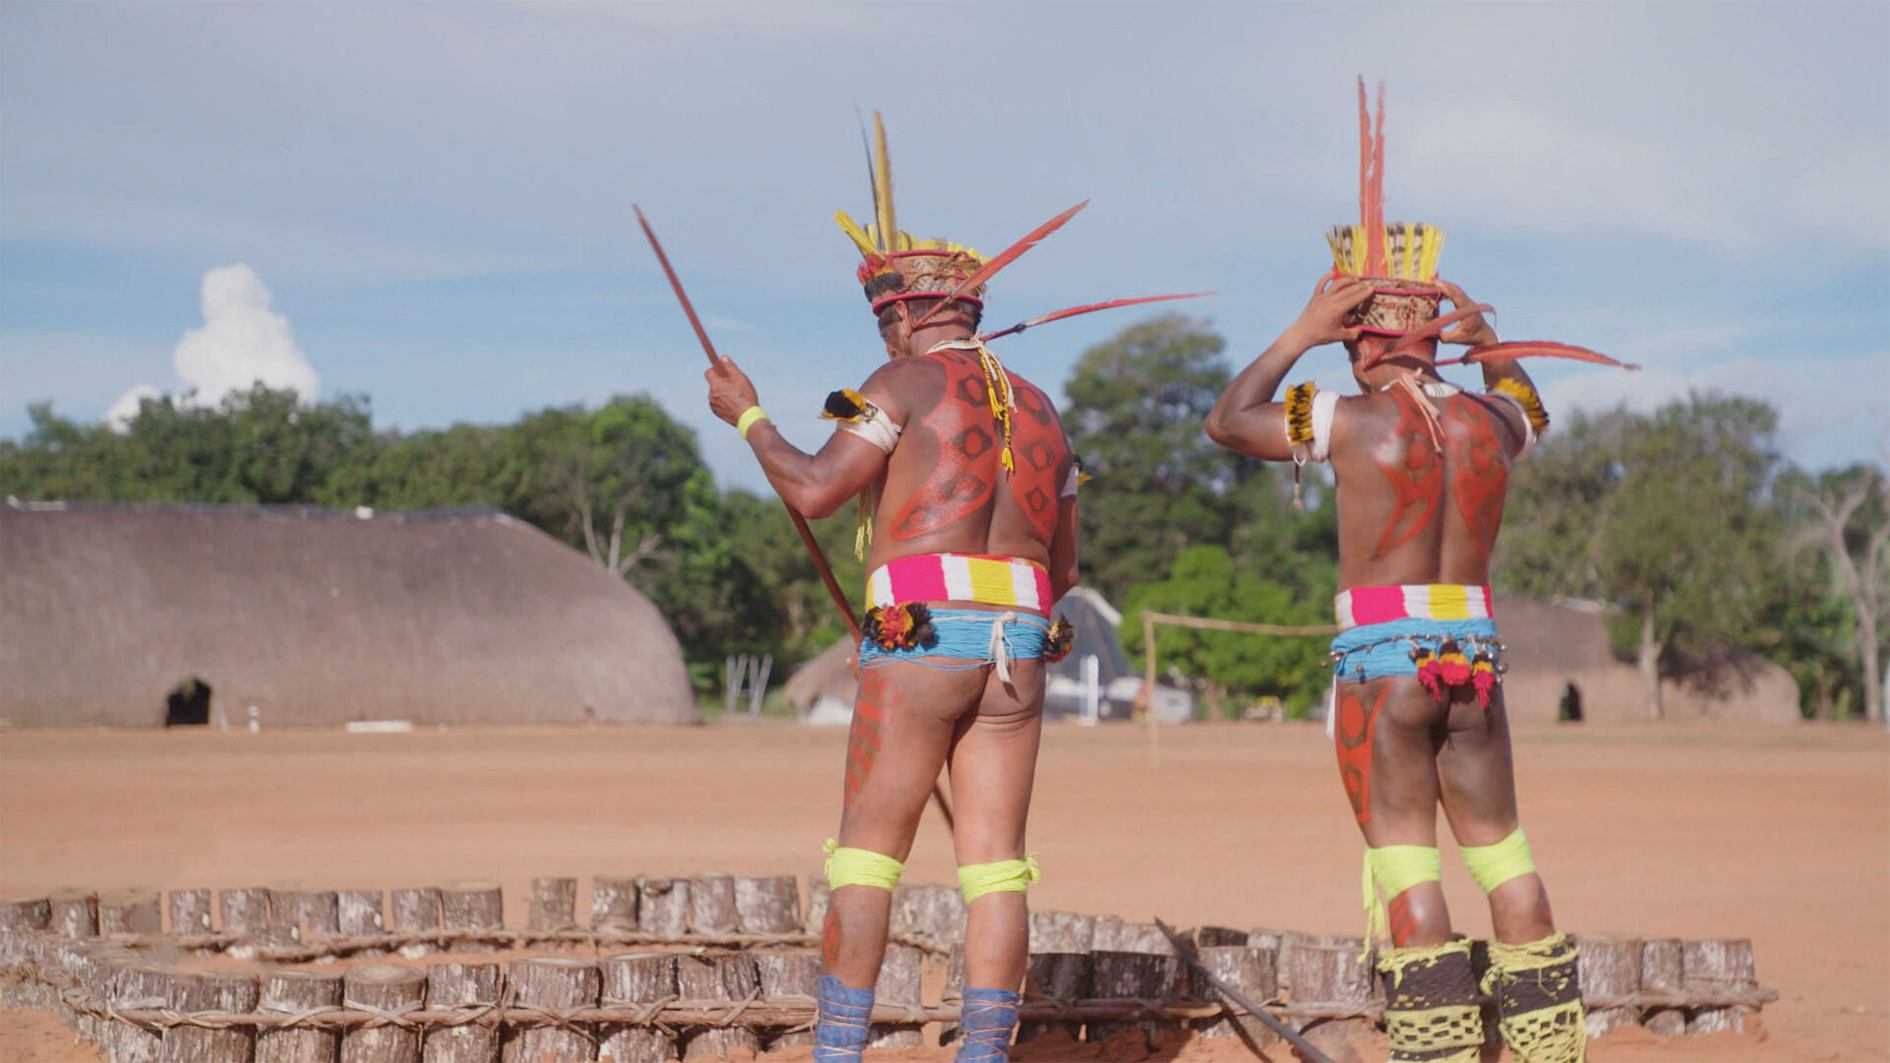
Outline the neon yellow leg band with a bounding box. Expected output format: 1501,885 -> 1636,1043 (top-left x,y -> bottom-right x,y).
824,838 -> 904,892
1461,828 -> 1536,893
957,855 -> 1041,902
1362,845 -> 1442,951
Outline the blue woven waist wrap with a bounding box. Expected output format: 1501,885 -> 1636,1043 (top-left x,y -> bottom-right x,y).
859,609 -> 1050,671
1329,617 -> 1502,684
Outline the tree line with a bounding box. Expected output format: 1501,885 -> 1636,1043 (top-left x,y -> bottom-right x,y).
2,317 -> 1882,722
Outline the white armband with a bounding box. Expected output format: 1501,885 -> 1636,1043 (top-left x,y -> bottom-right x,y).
1484,391 -> 1538,459
822,389 -> 902,454
1284,385 -> 1340,465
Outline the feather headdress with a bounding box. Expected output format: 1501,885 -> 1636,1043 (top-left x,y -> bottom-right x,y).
835,112 -> 987,315
1329,79 -> 1446,337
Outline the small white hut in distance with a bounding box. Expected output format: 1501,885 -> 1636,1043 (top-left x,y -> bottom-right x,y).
0,502 -> 700,727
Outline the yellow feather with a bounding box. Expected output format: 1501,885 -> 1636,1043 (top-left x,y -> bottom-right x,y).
835,211 -> 877,257
1401,222 -> 1417,280
873,111 -> 896,255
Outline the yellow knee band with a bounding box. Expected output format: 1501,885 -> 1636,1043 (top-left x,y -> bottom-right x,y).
824,838 -> 905,892
1461,828 -> 1535,893
957,855 -> 1041,902
1362,845 -> 1442,949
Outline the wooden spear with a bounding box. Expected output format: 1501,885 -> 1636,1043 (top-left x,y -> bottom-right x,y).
1154,917 -> 1339,1063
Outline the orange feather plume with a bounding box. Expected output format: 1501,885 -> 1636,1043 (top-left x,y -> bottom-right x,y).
909,200 -> 1090,327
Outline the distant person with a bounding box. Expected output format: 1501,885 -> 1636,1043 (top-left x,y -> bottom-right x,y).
702,115 -> 1080,1063
1206,83 -> 1630,1063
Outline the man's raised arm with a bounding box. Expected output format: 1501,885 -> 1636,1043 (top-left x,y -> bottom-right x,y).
705,355 -> 897,518
1205,274 -> 1371,460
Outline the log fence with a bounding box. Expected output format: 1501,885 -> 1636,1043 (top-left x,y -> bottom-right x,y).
0,873 -> 1776,1062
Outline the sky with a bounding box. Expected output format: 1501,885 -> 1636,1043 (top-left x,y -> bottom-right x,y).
2,1 -> 1886,492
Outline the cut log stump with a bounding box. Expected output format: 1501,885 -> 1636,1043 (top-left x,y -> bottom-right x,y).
108,961 -> 169,1063
441,881 -> 504,938
99,890 -> 163,936
869,944 -> 924,1048
601,952 -> 678,1063
1086,951 -> 1184,1045
528,878 -> 578,932
733,876 -> 800,934
258,969 -> 342,1063
49,887 -> 99,937
1191,945 -> 1279,1045
343,964 -> 427,1063
1684,938 -> 1756,1035
1573,933 -> 1641,1038
390,888 -> 443,958
637,877 -> 689,938
753,951 -> 821,1050
1018,951 -> 1091,1046
1028,911 -> 1096,954
1287,936 -> 1373,1060
424,962 -> 502,1063
1640,937 -> 1685,1035
163,969 -> 259,1063
687,873 -> 738,936
167,890 -> 214,935
676,952 -> 760,1061
591,876 -> 639,931
502,958 -> 599,1063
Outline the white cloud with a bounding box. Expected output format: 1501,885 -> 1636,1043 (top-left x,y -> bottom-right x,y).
103,384 -> 162,432
105,264 -> 317,428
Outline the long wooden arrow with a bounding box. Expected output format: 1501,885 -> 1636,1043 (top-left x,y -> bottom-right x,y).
1154,918 -> 1338,1063
979,292 -> 1215,343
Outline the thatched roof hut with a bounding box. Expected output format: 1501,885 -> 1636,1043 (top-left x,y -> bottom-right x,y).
0,502 -> 697,727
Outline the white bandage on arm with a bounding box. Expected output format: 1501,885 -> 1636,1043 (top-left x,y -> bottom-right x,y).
1483,392 -> 1538,459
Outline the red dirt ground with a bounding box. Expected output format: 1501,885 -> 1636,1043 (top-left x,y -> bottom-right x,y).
1,720 -> 1885,1062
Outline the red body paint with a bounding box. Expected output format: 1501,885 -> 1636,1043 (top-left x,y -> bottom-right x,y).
1334,685 -> 1389,824
1371,392 -> 1445,559
843,675 -> 891,807
1446,396 -> 1510,563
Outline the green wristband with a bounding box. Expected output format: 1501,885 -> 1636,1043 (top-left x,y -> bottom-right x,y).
736,406 -> 770,440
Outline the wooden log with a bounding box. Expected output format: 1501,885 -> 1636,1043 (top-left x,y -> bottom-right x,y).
0,895 -> 50,933
502,958 -> 599,1063
1639,937 -> 1686,1036
675,952 -> 760,1061
343,964 -> 427,1063
1029,911 -> 1096,954
274,889 -> 342,940
423,961 -> 503,1063
601,953 -> 678,1063
889,883 -> 966,950
590,877 -> 639,930
1684,938 -> 1756,1035
801,877 -> 830,936
56,941 -> 120,1043
219,886 -> 273,935
162,969 -> 259,1063
1191,926 -> 1249,948
1191,945 -> 1279,1045
258,969 -> 343,1063
869,944 -> 925,1048
753,951 -> 821,1050
109,960 -> 170,1063
1096,921 -> 1169,955
527,878 -> 578,932
49,887 -> 98,937
944,943 -> 966,1003
0,898 -> 49,1008
637,877 -> 690,938
1573,934 -> 1641,1038
168,889 -> 214,935
1086,951 -> 1184,1044
1087,914 -> 1125,951
98,890 -> 163,936
339,890 -> 387,935
441,881 -> 504,935
1018,951 -> 1091,1045
732,876 -> 800,934
687,873 -> 739,935
390,888 -> 443,958
1286,936 -> 1373,1059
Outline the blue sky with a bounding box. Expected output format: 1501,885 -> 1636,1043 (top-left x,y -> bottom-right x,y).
2,1 -> 1885,491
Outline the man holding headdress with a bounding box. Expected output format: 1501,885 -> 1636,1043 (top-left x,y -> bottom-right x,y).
1204,82 -> 1632,1063
703,114 -> 1080,1063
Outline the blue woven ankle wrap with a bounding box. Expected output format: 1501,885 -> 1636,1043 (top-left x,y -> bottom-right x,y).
815,975 -> 875,1063
956,987 -> 1021,1063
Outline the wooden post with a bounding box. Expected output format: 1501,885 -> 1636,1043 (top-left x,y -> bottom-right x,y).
218,886 -> 272,935
258,969 -> 342,1063
527,878 -> 578,932
890,883 -> 966,951
732,876 -> 800,934
167,889 -> 214,935
1095,920 -> 1168,954
687,873 -> 739,935
753,951 -> 821,1050
1191,926 -> 1249,948
343,964 -> 427,1063
1639,937 -> 1686,1035
162,969 -> 259,1063
1287,936 -> 1373,1058
440,881 -> 504,937
869,944 -> 924,1048
591,877 -> 639,931
109,960 -> 170,1063
99,890 -> 163,935
1086,951 -> 1184,1044
0,896 -> 50,1009
1683,938 -> 1756,1035
1019,952 -> 1091,1046
502,958 -> 599,1063
424,961 -> 503,1063
637,877 -> 690,938
1573,933 -> 1641,1038
339,890 -> 387,934
275,889 -> 342,940
600,952 -> 678,1063
802,876 -> 830,936
1029,911 -> 1096,954
676,952 -> 760,1061
49,887 -> 98,937
1191,945 -> 1279,1045
391,887 -> 443,958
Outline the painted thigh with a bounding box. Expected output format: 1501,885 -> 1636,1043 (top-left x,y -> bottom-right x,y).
1334,676 -> 1447,846
839,658 -> 987,862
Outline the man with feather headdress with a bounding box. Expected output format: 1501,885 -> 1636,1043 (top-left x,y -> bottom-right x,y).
703,114 -> 1081,1063
1205,82 -> 1634,1063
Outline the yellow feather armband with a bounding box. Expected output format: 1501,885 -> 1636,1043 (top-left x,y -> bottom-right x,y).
1284,382 -> 1319,447
1489,378 -> 1549,435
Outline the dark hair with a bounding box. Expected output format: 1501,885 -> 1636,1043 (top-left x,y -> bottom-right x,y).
875,297 -> 982,332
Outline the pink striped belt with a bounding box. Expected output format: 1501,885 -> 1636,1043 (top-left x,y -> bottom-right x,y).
1335,584 -> 1494,629
866,553 -> 1052,613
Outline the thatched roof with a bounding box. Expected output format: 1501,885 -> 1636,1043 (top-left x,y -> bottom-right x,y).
784,638 -> 855,718
0,502 -> 697,727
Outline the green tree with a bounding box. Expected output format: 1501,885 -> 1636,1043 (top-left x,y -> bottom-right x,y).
1776,463 -> 1888,723
1063,316 -> 1236,599
1502,394 -> 1785,718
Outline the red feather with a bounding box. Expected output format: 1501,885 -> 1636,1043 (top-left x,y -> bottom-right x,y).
1359,302 -> 1495,369
910,200 -> 1090,326
1440,342 -> 1641,370
979,292 -> 1215,342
